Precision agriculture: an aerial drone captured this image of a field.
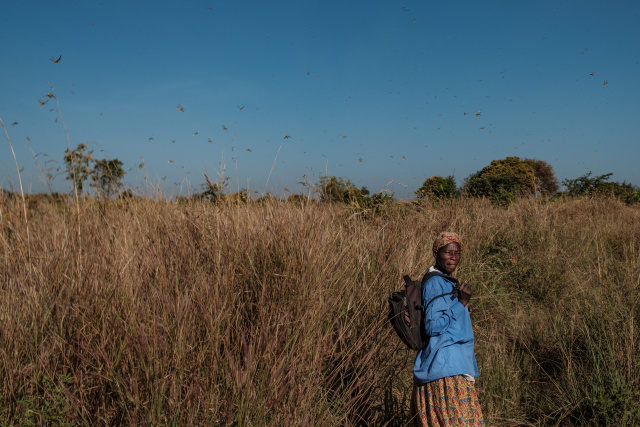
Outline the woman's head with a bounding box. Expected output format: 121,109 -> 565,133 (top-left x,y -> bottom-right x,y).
432,232 -> 462,275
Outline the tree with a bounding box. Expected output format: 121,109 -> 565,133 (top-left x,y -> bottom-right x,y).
416,176 -> 458,203
317,176 -> 394,215
63,143 -> 93,195
63,143 -> 126,198
318,176 -> 358,203
91,159 -> 125,199
524,159 -> 559,195
464,156 -> 538,199
563,172 -> 613,195
563,172 -> 639,204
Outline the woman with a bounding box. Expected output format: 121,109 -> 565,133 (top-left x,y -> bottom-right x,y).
412,232 -> 484,426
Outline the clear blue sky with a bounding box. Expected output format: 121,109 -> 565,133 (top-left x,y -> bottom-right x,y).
2,0 -> 639,199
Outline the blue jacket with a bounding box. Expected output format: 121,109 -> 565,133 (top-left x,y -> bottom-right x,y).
413,272 -> 480,384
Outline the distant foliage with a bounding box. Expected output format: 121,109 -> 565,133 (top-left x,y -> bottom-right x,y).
63,143 -> 93,195
257,193 -> 278,205
318,176 -> 358,203
563,172 -> 614,195
318,176 -> 394,215
286,193 -> 307,204
63,143 -> 126,198
463,156 -> 538,204
191,174 -> 227,203
415,176 -> 458,203
563,172 -> 640,204
346,189 -> 395,217
524,158 -> 559,195
91,159 -> 125,199
224,190 -> 248,204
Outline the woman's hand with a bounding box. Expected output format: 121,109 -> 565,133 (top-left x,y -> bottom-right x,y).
458,282 -> 472,307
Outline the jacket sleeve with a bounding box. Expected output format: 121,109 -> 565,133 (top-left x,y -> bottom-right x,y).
422,276 -> 465,337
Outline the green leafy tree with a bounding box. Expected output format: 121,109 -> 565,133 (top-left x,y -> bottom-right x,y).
317,176 -> 394,215
563,172 -> 613,195
64,144 -> 126,198
464,156 -> 538,201
318,176 -> 358,203
416,176 -> 458,202
563,172 -> 639,204
63,143 -> 93,195
91,159 -> 125,199
601,181 -> 640,204
361,191 -> 395,216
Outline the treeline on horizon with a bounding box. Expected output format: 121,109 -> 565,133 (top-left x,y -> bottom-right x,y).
2,154 -> 639,209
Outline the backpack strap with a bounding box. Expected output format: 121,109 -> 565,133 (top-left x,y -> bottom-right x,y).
415,271 -> 460,311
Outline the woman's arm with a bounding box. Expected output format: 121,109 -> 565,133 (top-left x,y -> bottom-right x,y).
422,277 -> 466,337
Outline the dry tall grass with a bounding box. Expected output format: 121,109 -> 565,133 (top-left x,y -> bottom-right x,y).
1,193 -> 638,425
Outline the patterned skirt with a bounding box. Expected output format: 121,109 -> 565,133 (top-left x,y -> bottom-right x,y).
411,375 -> 484,426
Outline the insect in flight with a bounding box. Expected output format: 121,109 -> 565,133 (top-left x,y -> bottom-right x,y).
603,81 -> 608,86
222,125 -> 227,130
50,55 -> 62,63
284,135 -> 291,139
474,111 -> 481,117
589,72 -> 595,76
237,105 -> 245,111
177,104 -> 184,112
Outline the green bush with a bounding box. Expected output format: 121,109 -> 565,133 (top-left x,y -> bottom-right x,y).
463,156 -> 538,204
415,176 -> 458,203
317,176 -> 394,216
563,172 -> 640,204
318,176 -> 359,203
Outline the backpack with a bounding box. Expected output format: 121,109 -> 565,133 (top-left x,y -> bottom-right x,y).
388,271 -> 459,350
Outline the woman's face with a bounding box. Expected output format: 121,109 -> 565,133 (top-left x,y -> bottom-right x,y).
434,242 -> 461,275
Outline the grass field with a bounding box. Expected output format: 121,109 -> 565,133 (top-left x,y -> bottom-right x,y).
1,193 -> 639,425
